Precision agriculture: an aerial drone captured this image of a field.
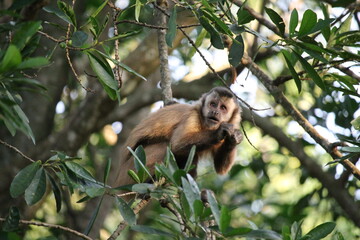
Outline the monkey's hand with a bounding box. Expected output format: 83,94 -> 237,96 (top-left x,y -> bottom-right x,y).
228,129 -> 243,145
219,123 -> 243,145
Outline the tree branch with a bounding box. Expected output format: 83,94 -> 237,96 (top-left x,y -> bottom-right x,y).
241,107 -> 360,227
0,217 -> 93,240
0,139 -> 35,163
241,55 -> 360,180
155,0 -> 173,105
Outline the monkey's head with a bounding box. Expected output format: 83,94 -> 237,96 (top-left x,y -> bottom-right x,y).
200,87 -> 241,129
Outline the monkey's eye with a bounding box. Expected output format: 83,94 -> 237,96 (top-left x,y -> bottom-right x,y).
220,105 -> 227,111
210,102 -> 216,107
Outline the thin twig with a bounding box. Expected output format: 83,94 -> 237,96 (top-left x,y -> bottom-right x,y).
116,19 -> 200,29
0,139 -> 35,163
38,31 -> 67,43
112,9 -> 123,89
65,0 -> 93,93
0,217 -> 93,240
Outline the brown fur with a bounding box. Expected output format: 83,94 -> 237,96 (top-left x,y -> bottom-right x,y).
115,87 -> 243,187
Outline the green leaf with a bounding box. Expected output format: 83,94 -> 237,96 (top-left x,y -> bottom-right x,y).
223,227 -> 252,237
155,164 -> 175,183
24,167 -> 47,205
199,16 -> 224,49
90,0 -> 109,19
132,183 -> 155,194
289,8 -> 298,37
300,222 -> 336,240
193,199 -> 204,220
187,174 -> 200,196
282,225 -> 291,240
265,7 -> 285,36
237,9 -> 255,25
164,146 -> 178,174
87,52 -> 117,89
4,90 -> 35,143
338,14 -> 352,35
3,77 -> 46,90
293,51 -> 326,90
130,225 -> 174,237
57,0 -> 77,27
71,31 -> 88,47
11,21 -> 42,50
281,50 -> 301,93
181,177 -> 200,213
180,192 -> 191,219
309,18 -> 334,35
10,161 -> 41,198
85,187 -> 105,198
95,50 -> 147,82
0,45 -> 22,73
202,9 -> 232,35
135,0 -> 142,21
351,116 -> 360,130
116,197 -> 136,225
43,6 -> 73,25
228,34 -> 244,67
128,146 -> 153,182
244,229 -> 282,240
291,221 -> 303,240
133,145 -> 146,181
184,145 -> 196,173
298,9 -> 317,37
104,158 -> 112,184
189,28 -> 207,58
166,6 -> 177,47
64,161 -> 97,183
87,51 -> 118,100
341,146 -> 360,153
84,195 -> 104,235
206,190 -> 221,227
128,170 -> 141,183
2,207 -> 20,232
47,173 -> 62,212
173,169 -> 186,186
17,57 -> 49,70
58,164 -> 74,194
219,206 -> 231,233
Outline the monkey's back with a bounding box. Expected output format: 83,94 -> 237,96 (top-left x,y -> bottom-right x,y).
125,103 -> 201,152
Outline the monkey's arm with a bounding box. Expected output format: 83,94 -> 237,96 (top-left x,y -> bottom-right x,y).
170,116 -> 226,156
213,127 -> 243,174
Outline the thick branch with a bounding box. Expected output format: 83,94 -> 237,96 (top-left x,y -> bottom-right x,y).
156,0 -> 173,105
241,56 -> 360,180
241,108 -> 360,227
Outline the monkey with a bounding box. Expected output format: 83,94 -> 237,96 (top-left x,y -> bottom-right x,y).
115,87 -> 243,187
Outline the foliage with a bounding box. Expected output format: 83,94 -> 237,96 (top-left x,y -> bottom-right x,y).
0,20 -> 48,143
4,146 -> 341,239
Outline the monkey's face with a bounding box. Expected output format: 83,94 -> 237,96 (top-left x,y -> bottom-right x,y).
202,92 -> 236,129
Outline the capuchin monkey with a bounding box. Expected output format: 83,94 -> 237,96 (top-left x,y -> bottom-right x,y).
115,87 -> 243,187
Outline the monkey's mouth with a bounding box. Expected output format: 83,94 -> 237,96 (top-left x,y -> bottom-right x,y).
208,116 -> 219,123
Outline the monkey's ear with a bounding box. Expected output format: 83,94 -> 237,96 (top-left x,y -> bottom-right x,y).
229,102 -> 242,125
